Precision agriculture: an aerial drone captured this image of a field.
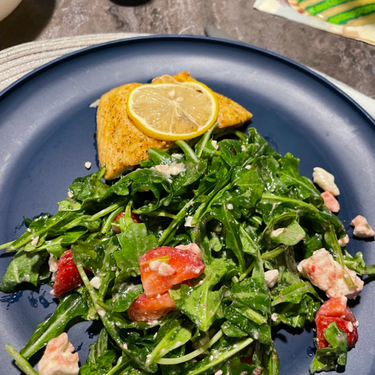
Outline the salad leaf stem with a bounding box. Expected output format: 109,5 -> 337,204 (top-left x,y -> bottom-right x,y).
175,140 -> 199,163
239,246 -> 287,281
158,198 -> 194,245
101,206 -> 124,234
261,193 -> 320,213
106,355 -> 132,375
157,329 -> 224,365
5,344 -> 39,375
90,202 -> 125,221
187,336 -> 254,375
0,241 -> 13,251
142,210 -> 176,219
195,121 -> 218,158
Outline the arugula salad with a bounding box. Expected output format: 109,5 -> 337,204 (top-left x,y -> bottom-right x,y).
1,125 -> 374,375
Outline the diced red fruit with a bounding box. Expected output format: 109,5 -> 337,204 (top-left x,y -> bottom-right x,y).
113,211 -> 142,223
113,212 -> 125,222
112,211 -> 142,233
52,250 -> 83,297
240,355 -> 253,365
315,298 -> 358,349
321,191 -> 340,213
131,212 -> 142,223
139,246 -> 205,297
127,292 -> 176,322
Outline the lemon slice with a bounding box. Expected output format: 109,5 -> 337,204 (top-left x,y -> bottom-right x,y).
126,81 -> 219,141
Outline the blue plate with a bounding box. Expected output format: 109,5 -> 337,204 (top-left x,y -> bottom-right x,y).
0,35 -> 374,374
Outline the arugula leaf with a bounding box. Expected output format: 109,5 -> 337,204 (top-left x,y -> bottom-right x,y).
270,220 -> 306,246
111,282 -> 143,312
212,205 -> 246,272
147,319 -> 192,364
309,322 -> 348,373
80,329 -> 118,375
184,335 -> 254,375
224,277 -> 272,345
20,292 -> 88,359
170,258 -> 234,332
69,168 -> 109,204
278,153 -> 322,204
1,249 -> 48,292
115,222 -> 158,276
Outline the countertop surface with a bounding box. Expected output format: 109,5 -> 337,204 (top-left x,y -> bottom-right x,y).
0,0 -> 375,98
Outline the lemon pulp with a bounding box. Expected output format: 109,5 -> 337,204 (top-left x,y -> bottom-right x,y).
126,81 -> 219,141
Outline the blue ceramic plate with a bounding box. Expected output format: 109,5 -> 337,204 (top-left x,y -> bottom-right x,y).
0,35 -> 374,374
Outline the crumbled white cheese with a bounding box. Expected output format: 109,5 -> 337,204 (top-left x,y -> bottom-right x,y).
351,215 -> 375,238
90,276 -> 101,290
245,165 -> 251,170
151,163 -> 186,177
270,228 -> 284,238
212,140 -> 219,150
158,262 -> 176,276
48,255 -> 59,273
96,307 -> 106,317
31,236 -> 39,247
171,153 -> 183,159
271,313 -> 278,322
312,167 -> 340,196
122,343 -> 128,350
347,321 -> 354,333
184,216 -> 194,227
67,190 -> 74,198
241,145 -> 248,152
264,269 -> 279,288
226,203 -> 234,210
298,248 -> 363,299
149,260 -> 162,271
38,333 -> 79,375
214,370 -> 223,375
48,255 -> 58,282
338,234 -> 349,247
84,161 -> 92,170
175,243 -> 202,257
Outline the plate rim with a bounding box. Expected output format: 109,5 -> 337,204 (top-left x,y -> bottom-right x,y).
1,34 -> 374,127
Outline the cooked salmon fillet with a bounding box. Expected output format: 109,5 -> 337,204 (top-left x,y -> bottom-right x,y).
97,72 -> 252,180
153,72 -> 253,129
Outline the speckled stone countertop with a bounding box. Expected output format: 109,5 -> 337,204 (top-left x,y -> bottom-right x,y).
0,0 -> 374,97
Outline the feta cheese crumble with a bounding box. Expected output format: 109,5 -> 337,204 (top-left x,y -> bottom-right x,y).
38,333 -> 79,375
351,215 -> 375,238
264,269 -> 279,288
312,167 -> 340,196
151,163 -> 186,178
298,248 -> 363,299
90,276 -> 101,290
184,216 -> 193,227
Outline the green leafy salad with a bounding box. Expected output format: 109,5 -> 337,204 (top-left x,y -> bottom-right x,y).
1,125 -> 374,375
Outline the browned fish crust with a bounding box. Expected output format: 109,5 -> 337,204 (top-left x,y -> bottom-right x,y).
97,72 -> 252,180
97,83 -> 173,180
